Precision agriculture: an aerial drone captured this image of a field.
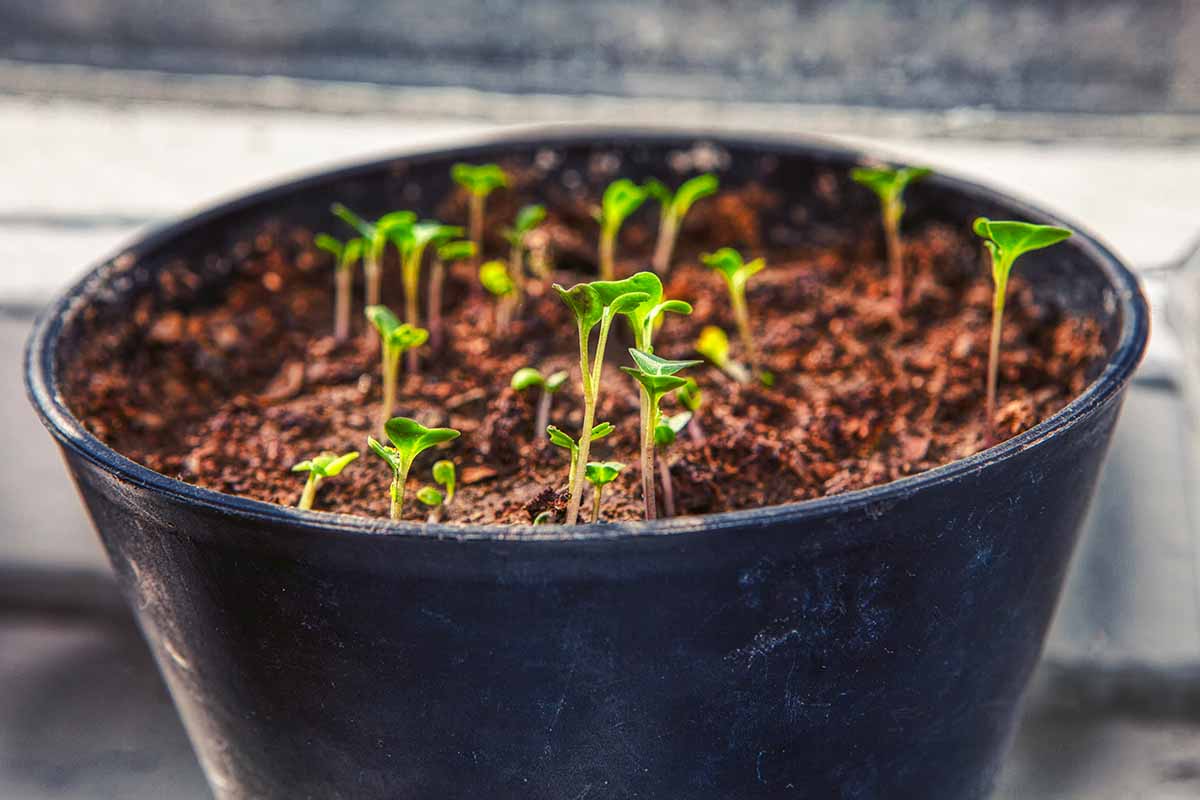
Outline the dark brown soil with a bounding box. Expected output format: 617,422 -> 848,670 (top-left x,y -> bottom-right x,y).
62,190 -> 1105,525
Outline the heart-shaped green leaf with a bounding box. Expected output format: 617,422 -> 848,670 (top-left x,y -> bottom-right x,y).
584,461 -> 624,487
452,163 -> 509,196
553,282 -> 603,330
600,179 -> 648,231
383,417 -> 461,471
671,173 -> 719,217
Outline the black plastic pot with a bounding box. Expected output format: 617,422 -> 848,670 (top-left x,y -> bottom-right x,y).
26,129 -> 1148,799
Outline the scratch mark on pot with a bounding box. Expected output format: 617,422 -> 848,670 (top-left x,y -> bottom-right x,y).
756,750 -> 767,783
545,661 -> 577,756
569,784 -> 594,800
419,607 -> 453,625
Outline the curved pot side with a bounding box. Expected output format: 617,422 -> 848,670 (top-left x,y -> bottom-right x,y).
30,130 -> 1147,799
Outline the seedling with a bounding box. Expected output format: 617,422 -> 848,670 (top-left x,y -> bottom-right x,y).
554,275 -> 651,524
532,510 -> 554,525
415,461 -> 455,522
653,411 -> 692,517
503,204 -> 547,299
621,349 -> 700,520
368,417 -> 461,520
511,366 -> 569,439
585,461 -> 624,523
429,239 -> 476,351
390,221 -> 462,372
480,259 -> 517,333
695,325 -> 751,384
678,378 -> 705,442
851,165 -> 931,312
547,422 -> 615,497
644,173 -> 719,274
291,451 -> 359,511
973,217 -> 1072,426
702,248 -> 765,377
332,204 -> 415,308
452,163 -> 508,259
365,305 -> 429,432
314,234 -> 364,341
596,179 -> 648,281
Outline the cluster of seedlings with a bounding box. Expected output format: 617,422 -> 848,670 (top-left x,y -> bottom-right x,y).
293,160 -> 1073,525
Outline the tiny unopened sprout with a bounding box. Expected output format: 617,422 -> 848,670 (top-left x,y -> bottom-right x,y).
554,274 -> 651,524
547,422 -> 615,497
622,349 -> 700,520
389,221 -> 462,372
851,165 -> 931,312
677,378 -> 705,442
512,366 -> 569,439
429,239 -> 476,351
292,451 -> 360,511
585,461 -> 624,523
416,486 -> 444,507
702,247 -> 765,377
696,325 -> 751,384
480,259 -> 517,333
365,306 -> 429,431
332,204 -> 415,308
596,179 -> 648,281
433,459 -> 456,504
452,163 -> 509,259
653,411 -> 692,517
314,234 -> 365,341
973,217 -> 1073,427
503,204 -> 547,299
532,510 -> 554,525
644,173 -> 719,274
368,417 -> 461,520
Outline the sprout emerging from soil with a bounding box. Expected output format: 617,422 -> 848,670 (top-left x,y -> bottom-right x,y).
429,239 -> 475,351
416,460 -> 456,522
368,417 -> 461,521
503,204 -> 547,300
851,165 -> 931,312
452,163 -> 509,260
702,247 -> 765,378
365,305 -> 429,432
480,259 -> 517,333
291,451 -> 360,511
596,179 -> 648,281
678,377 -> 704,442
511,366 -> 569,439
621,349 -> 700,520
585,461 -> 624,523
390,221 -> 462,372
644,173 -> 719,274
695,325 -> 751,384
554,275 -> 651,524
314,233 -> 364,341
973,217 -> 1073,427
653,411 -> 692,517
332,204 -> 415,308
547,422 -> 615,498
532,511 -> 554,525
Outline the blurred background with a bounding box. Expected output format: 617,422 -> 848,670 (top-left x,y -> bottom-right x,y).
2,2 -> 1199,798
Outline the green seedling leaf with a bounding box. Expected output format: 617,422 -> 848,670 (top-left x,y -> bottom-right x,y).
553,282 -> 603,330
670,173 -> 719,218
600,179 -> 648,232
851,166 -> 931,209
696,325 -> 731,367
544,370 -> 569,393
416,486 -> 444,507
437,239 -> 476,263
654,411 -> 693,447
292,450 -> 360,478
314,233 -> 343,258
480,260 -> 516,296
432,459 -> 456,503
331,203 -> 375,239
511,367 -> 545,391
406,222 -> 463,252
546,425 -> 578,453
368,436 -> 401,473
365,306 -> 428,351
384,417 -> 461,469
452,163 -> 509,197
585,461 -> 624,488
532,510 -> 554,525
678,377 -> 702,412
505,204 -> 547,243
702,247 -> 766,293
628,348 -> 702,377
